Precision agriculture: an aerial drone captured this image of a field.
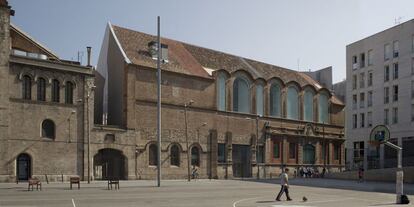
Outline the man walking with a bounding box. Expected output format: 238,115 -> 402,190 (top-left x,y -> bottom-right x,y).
276,168 -> 292,201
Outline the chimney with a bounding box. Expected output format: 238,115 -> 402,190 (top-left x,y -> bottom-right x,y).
0,0 -> 14,15
86,46 -> 91,67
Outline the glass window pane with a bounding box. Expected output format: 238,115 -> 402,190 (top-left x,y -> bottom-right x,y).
256,85 -> 263,116
287,87 -> 299,120
270,84 -> 281,117
304,90 -> 314,121
318,93 -> 329,123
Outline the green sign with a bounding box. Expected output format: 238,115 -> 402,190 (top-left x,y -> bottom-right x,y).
369,125 -> 390,143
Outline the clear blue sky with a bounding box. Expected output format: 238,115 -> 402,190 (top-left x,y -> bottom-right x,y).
9,0 -> 414,83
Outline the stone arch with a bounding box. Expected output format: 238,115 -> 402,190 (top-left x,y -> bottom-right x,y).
93,148 -> 128,180
16,153 -> 32,181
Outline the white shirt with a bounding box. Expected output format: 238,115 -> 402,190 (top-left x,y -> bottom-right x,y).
280,172 -> 288,186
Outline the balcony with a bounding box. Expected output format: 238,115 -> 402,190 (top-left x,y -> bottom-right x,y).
352,63 -> 358,70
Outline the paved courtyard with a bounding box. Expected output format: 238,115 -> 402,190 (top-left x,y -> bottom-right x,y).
0,178 -> 413,207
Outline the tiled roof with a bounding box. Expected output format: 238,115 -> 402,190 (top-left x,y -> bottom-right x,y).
111,25 -> 344,105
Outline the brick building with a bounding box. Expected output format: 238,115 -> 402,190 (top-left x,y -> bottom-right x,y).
93,23 -> 345,180
0,1 -> 95,182
0,0 -> 345,182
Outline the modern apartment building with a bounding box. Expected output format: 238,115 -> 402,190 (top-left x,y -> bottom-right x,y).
346,19 -> 414,170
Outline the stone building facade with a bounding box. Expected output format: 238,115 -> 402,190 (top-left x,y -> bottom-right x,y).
93,23 -> 345,180
0,1 -> 95,182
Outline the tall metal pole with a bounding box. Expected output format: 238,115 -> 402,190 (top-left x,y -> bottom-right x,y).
87,90 -> 91,184
185,104 -> 190,181
156,16 -> 162,187
256,115 -> 259,179
323,122 -> 326,168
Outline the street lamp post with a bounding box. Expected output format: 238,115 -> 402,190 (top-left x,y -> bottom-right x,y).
256,115 -> 260,179
156,16 -> 162,187
184,100 -> 194,182
86,84 -> 95,184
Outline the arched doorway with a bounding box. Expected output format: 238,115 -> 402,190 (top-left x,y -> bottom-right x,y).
303,144 -> 316,164
93,149 -> 127,180
17,153 -> 31,181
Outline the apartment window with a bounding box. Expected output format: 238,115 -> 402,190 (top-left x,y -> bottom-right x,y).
360,53 -> 365,68
353,114 -> 357,128
412,35 -> 414,53
392,107 -> 398,124
289,142 -> 296,159
412,104 -> 414,122
65,81 -> 74,104
149,144 -> 158,166
170,144 -> 180,166
52,79 -> 60,103
359,92 -> 365,108
384,43 -> 391,60
384,87 -> 389,104
352,94 -> 357,110
367,111 -> 372,127
368,91 -> 373,107
22,75 -> 32,100
360,113 -> 365,128
334,144 -> 341,161
393,63 -> 399,79
353,141 -> 364,159
37,77 -> 46,101
273,141 -> 280,159
352,75 -> 357,90
359,73 -> 365,88
412,81 -> 414,99
393,85 -> 398,102
384,109 -> 389,125
218,143 -> 226,163
352,55 -> 358,70
368,71 -> 373,86
191,147 -> 200,166
393,41 -> 399,58
384,65 -> 390,82
368,50 -> 373,66
412,58 -> 414,75
41,119 -> 55,139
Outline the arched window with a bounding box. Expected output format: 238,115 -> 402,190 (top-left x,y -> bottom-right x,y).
37,78 -> 46,101
287,86 -> 299,120
318,93 -> 329,123
52,79 -> 60,103
41,119 -> 55,139
65,81 -> 74,104
191,146 -> 200,167
233,77 -> 250,113
217,73 -> 226,111
256,84 -> 264,116
303,89 -> 314,122
22,75 -> 32,100
303,144 -> 316,164
170,144 -> 180,166
270,83 -> 281,117
149,144 -> 158,166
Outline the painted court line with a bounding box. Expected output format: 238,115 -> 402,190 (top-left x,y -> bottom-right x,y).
232,196 -> 264,207
72,198 -> 76,207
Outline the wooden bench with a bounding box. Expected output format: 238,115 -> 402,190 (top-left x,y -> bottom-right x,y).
70,177 -> 80,190
28,178 -> 41,191
107,178 -> 119,190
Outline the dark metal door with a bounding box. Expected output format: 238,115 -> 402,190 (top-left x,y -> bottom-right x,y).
17,154 -> 31,180
232,145 -> 251,178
